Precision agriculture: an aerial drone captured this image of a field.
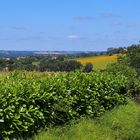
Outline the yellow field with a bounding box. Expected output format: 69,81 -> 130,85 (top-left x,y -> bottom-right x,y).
77,55 -> 118,70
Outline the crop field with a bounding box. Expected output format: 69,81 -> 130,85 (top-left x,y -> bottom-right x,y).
76,55 -> 118,70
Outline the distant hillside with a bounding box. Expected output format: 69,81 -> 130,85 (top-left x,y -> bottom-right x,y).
0,50 -> 103,58
0,51 -> 34,58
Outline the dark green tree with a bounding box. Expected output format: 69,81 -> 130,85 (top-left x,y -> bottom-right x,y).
83,63 -> 93,73
121,44 -> 140,74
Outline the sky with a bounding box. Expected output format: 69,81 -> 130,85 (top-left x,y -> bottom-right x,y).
0,0 -> 140,51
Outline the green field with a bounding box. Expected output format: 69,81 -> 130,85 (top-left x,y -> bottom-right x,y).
91,60 -> 117,70
35,100 -> 140,140
77,55 -> 118,70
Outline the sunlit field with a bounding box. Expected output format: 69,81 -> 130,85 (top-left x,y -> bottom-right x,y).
77,55 -> 118,70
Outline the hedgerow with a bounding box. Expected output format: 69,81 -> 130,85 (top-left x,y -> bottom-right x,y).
0,72 -> 129,139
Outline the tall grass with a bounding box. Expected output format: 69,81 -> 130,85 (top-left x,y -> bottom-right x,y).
35,101 -> 140,140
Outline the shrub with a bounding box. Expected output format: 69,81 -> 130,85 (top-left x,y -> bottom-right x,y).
83,63 -> 93,73
106,62 -> 140,95
0,72 -> 129,139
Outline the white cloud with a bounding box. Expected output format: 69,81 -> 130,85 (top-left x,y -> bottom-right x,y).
10,26 -> 27,31
67,35 -> 80,39
100,12 -> 120,18
111,22 -> 122,27
127,23 -> 136,28
73,16 -> 95,21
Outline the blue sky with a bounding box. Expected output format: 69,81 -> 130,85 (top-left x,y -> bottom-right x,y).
0,0 -> 140,51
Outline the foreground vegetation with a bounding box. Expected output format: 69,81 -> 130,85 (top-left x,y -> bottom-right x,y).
0,71 -> 130,139
35,100 -> 140,140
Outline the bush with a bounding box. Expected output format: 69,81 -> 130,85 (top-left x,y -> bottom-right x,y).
83,63 -> 93,73
106,62 -> 140,95
106,62 -> 137,78
0,72 -> 129,139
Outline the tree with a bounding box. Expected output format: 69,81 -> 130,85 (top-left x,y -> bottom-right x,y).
83,63 -> 93,73
0,59 -> 7,71
39,59 -> 82,72
121,44 -> 140,74
63,60 -> 82,72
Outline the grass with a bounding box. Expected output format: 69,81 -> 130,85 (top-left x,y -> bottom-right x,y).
0,71 -> 10,78
76,55 -> 117,70
34,100 -> 140,140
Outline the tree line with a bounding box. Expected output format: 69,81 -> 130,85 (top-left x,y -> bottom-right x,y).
0,56 -> 93,72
